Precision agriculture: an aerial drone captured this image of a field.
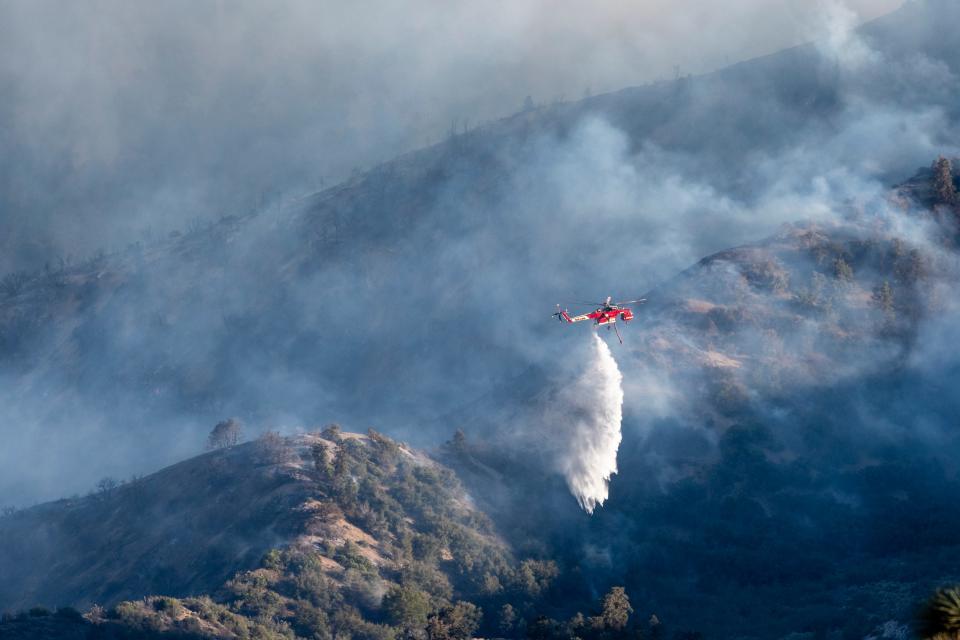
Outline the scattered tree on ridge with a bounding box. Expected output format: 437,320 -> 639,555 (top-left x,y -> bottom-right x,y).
932,156 -> 958,207
207,418 -> 242,449
872,280 -> 895,320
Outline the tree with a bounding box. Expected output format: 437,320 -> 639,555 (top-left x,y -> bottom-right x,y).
449,429 -> 467,455
932,156 -> 957,206
595,587 -> 632,632
207,418 -> 242,449
382,585 -> 431,630
527,616 -> 558,640
321,423 -> 342,441
515,559 -> 559,597
257,430 -> 294,463
426,602 -> 481,640
499,604 -> 518,635
368,428 -> 399,454
796,271 -> 831,311
312,443 -> 333,478
648,614 -> 662,640
333,444 -> 350,479
567,613 -> 587,639
872,280 -> 895,320
833,257 -> 854,282
96,477 -> 120,498
895,247 -> 925,285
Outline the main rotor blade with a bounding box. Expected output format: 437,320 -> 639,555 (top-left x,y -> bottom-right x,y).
615,298 -> 647,305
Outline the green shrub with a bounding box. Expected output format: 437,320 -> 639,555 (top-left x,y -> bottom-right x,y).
334,542 -> 377,576
263,548 -> 284,570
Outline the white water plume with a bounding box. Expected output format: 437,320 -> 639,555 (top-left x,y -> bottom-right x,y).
550,333 -> 624,514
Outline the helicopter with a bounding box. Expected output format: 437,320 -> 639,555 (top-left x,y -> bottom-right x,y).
553,296 -> 646,343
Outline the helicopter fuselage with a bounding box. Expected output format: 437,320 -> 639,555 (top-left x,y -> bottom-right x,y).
560,306 -> 634,325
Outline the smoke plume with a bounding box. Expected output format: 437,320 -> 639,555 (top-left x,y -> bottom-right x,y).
549,334 -> 624,513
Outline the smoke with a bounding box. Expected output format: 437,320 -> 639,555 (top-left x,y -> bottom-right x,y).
0,0 -> 901,274
2,0 -> 957,506
814,0 -> 881,70
547,334 -> 624,514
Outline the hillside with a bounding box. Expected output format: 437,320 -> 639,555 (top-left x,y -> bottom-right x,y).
3,164 -> 960,638
0,432 -> 311,611
0,430 -> 516,614
0,429 -> 597,640
437,160 -> 960,638
1,429 -> 659,640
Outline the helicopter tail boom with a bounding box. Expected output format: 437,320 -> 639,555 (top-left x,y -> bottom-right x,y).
553,306 -> 591,323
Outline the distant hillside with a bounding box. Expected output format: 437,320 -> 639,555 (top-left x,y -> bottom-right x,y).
4,164 -> 960,638
0,430 -> 513,612
440,159 -> 960,639
1,429 -> 657,640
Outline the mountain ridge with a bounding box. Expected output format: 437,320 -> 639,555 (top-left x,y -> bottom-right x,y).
0,430 -> 510,613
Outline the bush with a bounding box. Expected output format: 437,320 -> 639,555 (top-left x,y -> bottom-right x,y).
263,548 -> 284,570
335,542 -> 377,576
112,601 -> 146,626
151,596 -> 183,617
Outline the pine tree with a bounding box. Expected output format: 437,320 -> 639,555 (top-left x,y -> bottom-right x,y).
872,280 -> 896,324
498,604 -> 517,635
932,156 -> 957,206
833,257 -> 854,282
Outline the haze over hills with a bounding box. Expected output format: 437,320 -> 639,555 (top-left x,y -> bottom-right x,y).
1,0 -> 959,506
4,159 -> 960,638
0,0 -> 905,275
3,1 -> 960,638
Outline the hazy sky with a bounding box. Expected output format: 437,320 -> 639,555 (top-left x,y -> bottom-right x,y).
0,0 -> 903,273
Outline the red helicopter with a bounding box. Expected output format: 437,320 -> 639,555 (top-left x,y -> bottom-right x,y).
553,296 -> 646,343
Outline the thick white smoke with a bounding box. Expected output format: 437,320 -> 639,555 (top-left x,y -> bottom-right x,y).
549,333 -> 624,513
